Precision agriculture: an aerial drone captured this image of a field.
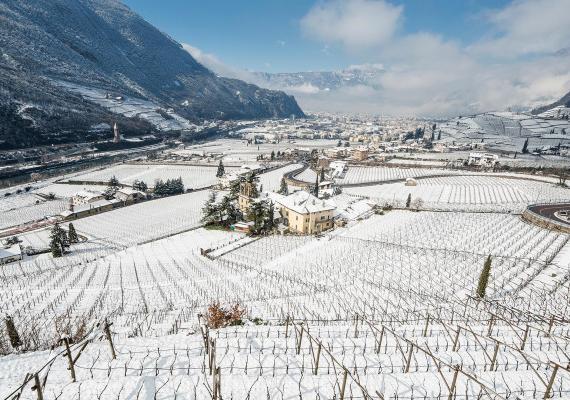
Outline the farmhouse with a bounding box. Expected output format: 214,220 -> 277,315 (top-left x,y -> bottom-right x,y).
0,244 -> 22,264
275,191 -> 336,234
60,199 -> 119,220
468,152 -> 498,168
72,190 -> 105,206
115,187 -> 145,204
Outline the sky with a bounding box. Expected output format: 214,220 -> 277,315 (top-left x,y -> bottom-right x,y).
123,0 -> 570,116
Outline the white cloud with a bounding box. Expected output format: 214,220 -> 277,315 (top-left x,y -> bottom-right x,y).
293,0 -> 570,116
300,0 -> 403,50
470,0 -> 570,58
182,43 -> 260,83
182,0 -> 570,117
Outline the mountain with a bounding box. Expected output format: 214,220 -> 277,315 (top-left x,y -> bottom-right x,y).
253,64 -> 384,93
531,90 -> 570,115
0,0 -> 304,149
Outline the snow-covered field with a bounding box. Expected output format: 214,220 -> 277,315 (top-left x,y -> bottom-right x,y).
344,175 -> 570,211
64,163 -> 237,189
71,190 -> 212,247
1,160 -> 570,399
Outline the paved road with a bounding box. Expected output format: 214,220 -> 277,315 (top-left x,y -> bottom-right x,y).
528,203 -> 570,225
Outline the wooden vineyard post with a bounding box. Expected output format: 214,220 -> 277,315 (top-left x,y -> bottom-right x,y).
544,365 -> 559,399
209,338 -> 216,375
452,327 -> 461,352
520,325 -> 530,350
423,314 -> 431,337
489,342 -> 499,371
354,314 -> 359,338
447,366 -> 459,400
313,341 -> 322,375
296,325 -> 304,355
61,337 -> 76,382
339,368 -> 348,400
32,373 -> 44,400
404,344 -> 414,373
487,315 -> 495,336
104,320 -> 116,360
375,326 -> 385,354
546,315 -> 556,336
212,366 -> 221,399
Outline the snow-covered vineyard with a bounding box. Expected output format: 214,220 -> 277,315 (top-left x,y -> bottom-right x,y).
1,160 -> 569,399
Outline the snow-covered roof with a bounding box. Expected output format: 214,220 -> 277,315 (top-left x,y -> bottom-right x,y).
276,191 -> 336,214
117,187 -> 144,196
0,244 -> 21,260
74,189 -> 103,199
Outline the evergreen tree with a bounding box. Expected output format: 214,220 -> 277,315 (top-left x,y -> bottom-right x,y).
50,223 -> 66,257
133,180 -> 148,192
314,172 -> 319,198
265,201 -> 275,231
229,178 -> 242,200
522,138 -> 529,154
270,151 -> 275,160
405,194 -> 412,208
216,160 -> 225,178
68,223 -> 79,243
108,175 -> 120,190
4,316 -> 22,349
437,131 -> 441,140
278,178 -> 288,195
247,201 -> 267,234
201,191 -> 218,225
320,168 -> 325,182
476,255 -> 492,298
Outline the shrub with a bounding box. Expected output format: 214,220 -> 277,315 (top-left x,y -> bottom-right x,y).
205,302 -> 246,329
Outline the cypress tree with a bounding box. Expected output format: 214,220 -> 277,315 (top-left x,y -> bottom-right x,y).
314,172 -> 319,198
320,168 -> 325,181
477,255 -> 492,298
5,316 -> 22,349
405,194 -> 412,208
522,138 -> 529,154
68,223 -> 79,243
278,178 -> 288,195
216,160 -> 225,178
50,223 -> 65,257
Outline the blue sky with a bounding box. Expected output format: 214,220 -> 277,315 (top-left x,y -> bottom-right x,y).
123,0 -> 510,73
123,0 -> 570,116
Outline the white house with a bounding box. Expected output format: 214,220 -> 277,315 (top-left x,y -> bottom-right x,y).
0,244 -> 22,264
468,152 -> 498,167
72,190 -> 105,206
115,188 -> 145,204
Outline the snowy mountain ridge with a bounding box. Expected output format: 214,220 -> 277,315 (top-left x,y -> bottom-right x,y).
0,0 -> 304,149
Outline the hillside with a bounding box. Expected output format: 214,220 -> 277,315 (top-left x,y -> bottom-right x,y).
532,90 -> 570,115
0,0 -> 304,149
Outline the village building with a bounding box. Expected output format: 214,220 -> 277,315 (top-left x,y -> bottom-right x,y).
72,190 -> 105,206
60,199 -> 119,220
468,152 -> 499,168
0,244 -> 22,264
352,146 -> 369,161
325,148 -> 348,159
115,187 -> 145,204
329,161 -> 348,179
275,191 -> 336,234
238,179 -> 258,213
